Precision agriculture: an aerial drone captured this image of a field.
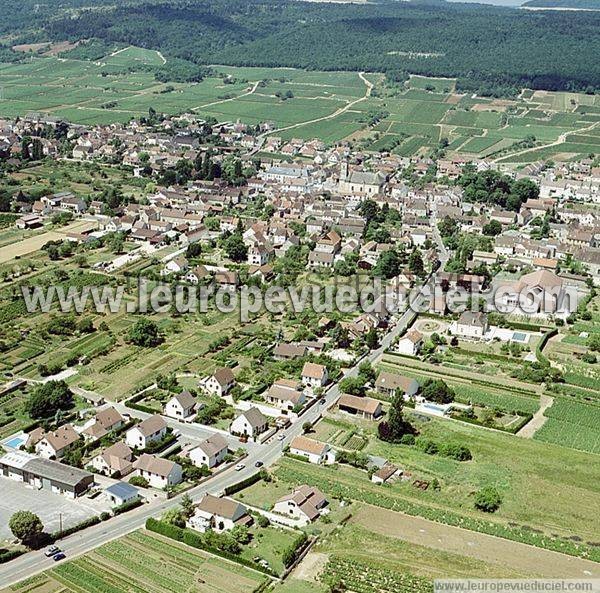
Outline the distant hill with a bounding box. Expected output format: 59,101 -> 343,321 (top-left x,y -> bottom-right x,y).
523,0 -> 600,8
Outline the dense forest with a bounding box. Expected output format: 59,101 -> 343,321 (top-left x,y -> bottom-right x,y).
2,0 -> 600,96
523,0 -> 600,8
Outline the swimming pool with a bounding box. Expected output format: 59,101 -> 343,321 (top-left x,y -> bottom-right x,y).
3,434 -> 26,449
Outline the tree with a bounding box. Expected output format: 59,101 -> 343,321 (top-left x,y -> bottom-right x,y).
127,318 -> 163,347
163,507 -> 186,528
302,421 -> 313,433
588,334 -> 600,352
339,376 -> 366,396
365,327 -> 378,350
26,380 -> 73,419
482,220 -> 502,236
231,525 -> 251,544
474,486 -> 502,513
9,511 -> 43,544
129,476 -> 149,488
224,233 -> 248,262
180,494 -> 195,519
421,378 -> 454,404
372,249 -> 401,279
408,248 -> 425,278
77,317 -> 95,334
378,389 -> 412,443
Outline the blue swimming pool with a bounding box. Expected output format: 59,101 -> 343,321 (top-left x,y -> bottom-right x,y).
3,435 -> 26,449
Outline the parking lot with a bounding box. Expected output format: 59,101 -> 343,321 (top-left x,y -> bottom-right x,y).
0,478 -> 110,541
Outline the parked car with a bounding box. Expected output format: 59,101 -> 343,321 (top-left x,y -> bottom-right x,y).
277,433 -> 286,441
234,463 -> 245,471
45,546 -> 60,557
254,461 -> 263,467
52,553 -> 66,562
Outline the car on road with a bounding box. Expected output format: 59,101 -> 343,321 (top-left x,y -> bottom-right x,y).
52,553 -> 66,562
277,433 -> 286,441
234,463 -> 245,471
45,546 -> 60,557
320,398 -> 326,404
254,461 -> 263,467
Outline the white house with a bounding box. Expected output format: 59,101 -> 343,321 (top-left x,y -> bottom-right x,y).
301,362 -> 329,389
229,407 -> 269,442
91,442 -> 134,477
164,391 -> 196,420
161,256 -> 188,276
132,453 -> 182,489
36,425 -> 80,459
264,379 -> 306,412
189,434 -> 229,469
395,329 -> 424,356
204,368 -> 236,398
454,311 -> 489,339
125,415 -> 167,450
273,485 -> 328,524
188,494 -> 252,533
289,436 -> 334,465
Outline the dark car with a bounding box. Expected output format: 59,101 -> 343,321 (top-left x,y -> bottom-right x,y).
254,461 -> 264,467
52,553 -> 66,562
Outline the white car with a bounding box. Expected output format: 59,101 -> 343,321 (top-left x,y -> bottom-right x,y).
277,433 -> 286,441
234,463 -> 245,471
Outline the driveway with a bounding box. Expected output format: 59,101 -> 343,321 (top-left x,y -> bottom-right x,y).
0,479 -> 110,541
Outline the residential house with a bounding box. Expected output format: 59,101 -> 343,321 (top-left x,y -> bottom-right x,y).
229,407 -> 269,441
132,453 -> 182,488
395,329 -> 423,356
375,372 -> 420,400
204,368 -> 236,398
301,362 -> 328,388
454,311 -> 489,339
104,482 -> 140,507
125,415 -> 168,450
164,391 -> 196,420
36,425 -> 80,459
273,485 -> 328,523
265,379 -> 306,412
289,436 -> 334,465
91,442 -> 134,477
189,434 -> 229,469
188,494 -> 252,533
82,406 -> 125,442
371,464 -> 402,485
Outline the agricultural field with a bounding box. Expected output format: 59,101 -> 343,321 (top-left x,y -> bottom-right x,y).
534,398 -> 600,454
0,49 -> 597,160
1,530 -> 267,593
274,408 -> 600,545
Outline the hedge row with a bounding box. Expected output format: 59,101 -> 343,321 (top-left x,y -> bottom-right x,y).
224,471 -> 262,496
145,518 -> 275,576
0,549 -> 25,564
51,515 -> 101,541
113,498 -> 144,516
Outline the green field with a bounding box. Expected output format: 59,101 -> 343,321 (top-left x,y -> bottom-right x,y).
0,49 -> 597,159
2,531 -> 267,593
535,398 -> 600,454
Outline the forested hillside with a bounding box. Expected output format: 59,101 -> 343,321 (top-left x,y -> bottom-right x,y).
2,0 -> 600,96
523,0 -> 600,8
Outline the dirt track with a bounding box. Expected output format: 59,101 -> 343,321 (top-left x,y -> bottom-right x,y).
352,505 -> 599,578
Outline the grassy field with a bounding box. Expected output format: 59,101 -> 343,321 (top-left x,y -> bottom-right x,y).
0,49 -> 597,159
275,408 -> 600,544
2,530 -> 267,593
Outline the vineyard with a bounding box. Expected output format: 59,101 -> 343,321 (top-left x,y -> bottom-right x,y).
534,398 -> 600,454
323,556 -> 432,593
4,531 -> 266,593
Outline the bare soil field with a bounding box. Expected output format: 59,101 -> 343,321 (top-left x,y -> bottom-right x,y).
351,505 -> 600,578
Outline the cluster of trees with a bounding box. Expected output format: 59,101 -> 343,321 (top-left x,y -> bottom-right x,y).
127,318 -> 163,347
25,380 -> 73,419
458,166 -> 540,212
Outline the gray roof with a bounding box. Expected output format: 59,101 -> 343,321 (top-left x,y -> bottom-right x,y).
105,481 -> 139,499
24,458 -> 93,487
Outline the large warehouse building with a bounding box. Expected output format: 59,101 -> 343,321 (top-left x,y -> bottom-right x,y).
0,450 -> 94,498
